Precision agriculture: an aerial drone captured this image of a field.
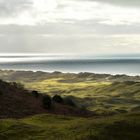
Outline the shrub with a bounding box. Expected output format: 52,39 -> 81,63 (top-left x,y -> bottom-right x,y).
11,82 -> 24,90
0,90 -> 2,95
64,97 -> 76,107
42,95 -> 52,109
52,95 -> 63,104
32,90 -> 39,98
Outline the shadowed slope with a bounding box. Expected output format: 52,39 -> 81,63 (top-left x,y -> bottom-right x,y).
0,80 -> 93,119
0,80 -> 46,119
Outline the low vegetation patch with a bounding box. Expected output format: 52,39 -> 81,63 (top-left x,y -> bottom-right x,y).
0,112 -> 139,140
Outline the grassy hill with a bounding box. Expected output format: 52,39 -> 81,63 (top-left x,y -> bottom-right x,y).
0,112 -> 140,140
25,79 -> 140,115
0,70 -> 140,139
1,70 -> 140,83
0,80 -> 47,119
0,79 -> 92,119
0,70 -> 140,115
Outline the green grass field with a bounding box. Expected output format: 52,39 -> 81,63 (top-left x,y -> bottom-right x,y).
0,70 -> 139,114
0,112 -> 140,140
24,78 -> 140,115
0,71 -> 140,139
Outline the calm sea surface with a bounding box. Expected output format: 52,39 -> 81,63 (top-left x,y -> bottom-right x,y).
0,55 -> 140,75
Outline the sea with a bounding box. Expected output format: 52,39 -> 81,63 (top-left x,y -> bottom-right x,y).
0,54 -> 140,75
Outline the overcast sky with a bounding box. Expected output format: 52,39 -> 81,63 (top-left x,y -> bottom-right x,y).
0,0 -> 140,55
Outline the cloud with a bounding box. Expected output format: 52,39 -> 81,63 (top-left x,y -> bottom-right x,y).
87,0 -> 140,7
0,0 -> 140,55
0,33 -> 140,54
0,0 -> 32,17
0,0 -> 140,26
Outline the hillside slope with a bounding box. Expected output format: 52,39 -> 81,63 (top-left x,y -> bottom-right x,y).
0,112 -> 140,140
0,80 -> 92,118
0,80 -> 46,119
0,70 -> 140,115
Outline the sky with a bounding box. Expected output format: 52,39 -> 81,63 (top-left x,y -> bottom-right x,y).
0,0 -> 140,55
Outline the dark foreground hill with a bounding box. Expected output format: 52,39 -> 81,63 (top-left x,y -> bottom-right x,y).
0,80 -> 46,118
0,80 -> 92,119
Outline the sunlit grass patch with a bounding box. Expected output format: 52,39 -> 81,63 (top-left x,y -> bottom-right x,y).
25,78 -> 111,94
24,78 -> 140,114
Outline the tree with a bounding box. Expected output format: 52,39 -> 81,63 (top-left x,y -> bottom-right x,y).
0,90 -> 2,95
64,97 -> 76,107
11,82 -> 24,90
32,90 -> 39,98
52,94 -> 63,104
42,95 -> 52,109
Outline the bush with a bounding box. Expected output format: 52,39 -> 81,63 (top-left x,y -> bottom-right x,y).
0,90 -> 2,95
52,95 -> 63,104
32,90 -> 39,98
11,82 -> 24,90
64,97 -> 76,107
42,95 -> 52,109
